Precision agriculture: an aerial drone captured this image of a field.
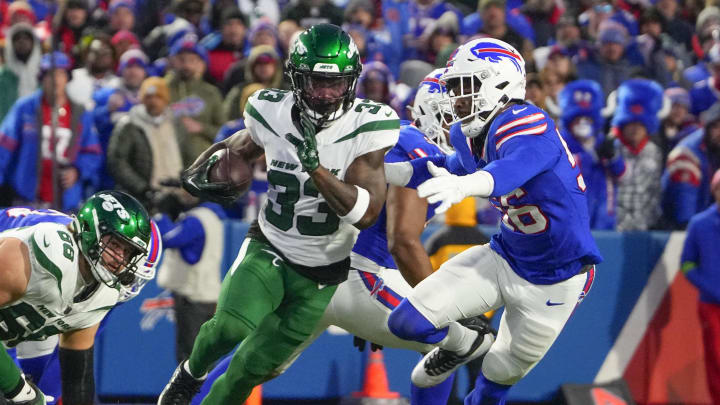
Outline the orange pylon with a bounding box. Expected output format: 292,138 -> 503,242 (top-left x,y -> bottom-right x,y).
352,351 -> 401,399
244,385 -> 262,405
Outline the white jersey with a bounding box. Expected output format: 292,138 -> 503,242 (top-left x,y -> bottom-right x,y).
0,223 -> 119,348
244,89 -> 399,266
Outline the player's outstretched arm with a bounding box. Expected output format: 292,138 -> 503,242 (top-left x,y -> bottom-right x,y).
59,323 -> 100,405
0,237 -> 31,307
386,185 -> 433,286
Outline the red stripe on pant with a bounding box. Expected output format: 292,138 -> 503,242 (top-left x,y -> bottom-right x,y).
698,301 -> 720,405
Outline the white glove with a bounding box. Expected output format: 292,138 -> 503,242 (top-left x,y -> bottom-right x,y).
417,162 -> 494,214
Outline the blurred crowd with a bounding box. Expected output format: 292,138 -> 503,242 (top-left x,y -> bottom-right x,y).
0,0 -> 718,231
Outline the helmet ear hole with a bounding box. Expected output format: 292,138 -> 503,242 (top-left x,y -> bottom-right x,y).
496,81 -> 509,90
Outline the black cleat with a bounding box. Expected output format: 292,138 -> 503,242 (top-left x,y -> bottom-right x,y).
157,361 -> 206,405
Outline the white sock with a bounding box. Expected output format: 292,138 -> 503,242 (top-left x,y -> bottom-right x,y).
439,322 -> 479,354
9,379 -> 36,402
183,360 -> 207,380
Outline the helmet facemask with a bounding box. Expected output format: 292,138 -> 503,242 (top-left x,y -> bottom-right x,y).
412,89 -> 453,153
440,69 -> 510,138
80,220 -> 148,291
290,68 -> 359,127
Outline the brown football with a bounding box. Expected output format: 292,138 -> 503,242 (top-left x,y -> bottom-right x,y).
208,146 -> 253,197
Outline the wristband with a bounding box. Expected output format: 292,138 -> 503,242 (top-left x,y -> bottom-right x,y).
340,185 -> 370,224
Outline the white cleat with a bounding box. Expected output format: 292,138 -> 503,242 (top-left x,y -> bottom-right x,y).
411,329 -> 494,388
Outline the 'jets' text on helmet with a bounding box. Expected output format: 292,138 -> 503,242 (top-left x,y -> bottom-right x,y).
439,38 -> 526,138
287,24 -> 362,127
73,191 -> 153,296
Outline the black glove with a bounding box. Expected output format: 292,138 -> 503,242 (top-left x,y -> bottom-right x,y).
595,136 -> 617,160
181,153 -> 242,205
353,336 -> 383,352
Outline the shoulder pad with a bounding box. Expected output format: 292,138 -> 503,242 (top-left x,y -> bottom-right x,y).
29,223 -> 80,295
396,125 -> 441,159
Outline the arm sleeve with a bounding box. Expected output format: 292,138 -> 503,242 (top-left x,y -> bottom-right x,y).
483,135 -> 560,197
606,154 -> 626,178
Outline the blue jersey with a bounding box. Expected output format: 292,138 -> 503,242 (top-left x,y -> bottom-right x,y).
478,103 -> 602,284
352,124 -> 443,268
0,208 -> 72,232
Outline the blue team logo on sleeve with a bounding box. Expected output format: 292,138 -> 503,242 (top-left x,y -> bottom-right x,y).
469,42 -> 523,72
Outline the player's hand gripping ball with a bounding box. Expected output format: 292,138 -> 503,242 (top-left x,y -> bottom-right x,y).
182,145 -> 253,205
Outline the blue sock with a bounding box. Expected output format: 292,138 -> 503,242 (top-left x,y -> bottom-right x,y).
464,372 -> 511,405
191,354 -> 232,405
411,371 -> 456,405
388,299 -> 448,344
36,350 -> 61,405
17,352 -> 52,384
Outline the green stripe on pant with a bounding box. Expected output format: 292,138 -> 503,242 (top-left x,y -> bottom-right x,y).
187,237 -> 338,404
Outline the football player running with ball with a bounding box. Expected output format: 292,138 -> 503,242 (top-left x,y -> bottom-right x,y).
0,191 -> 157,405
158,24 -> 399,405
384,38 -> 602,405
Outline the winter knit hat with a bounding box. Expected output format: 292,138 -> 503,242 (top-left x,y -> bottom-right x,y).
139,77 -> 170,103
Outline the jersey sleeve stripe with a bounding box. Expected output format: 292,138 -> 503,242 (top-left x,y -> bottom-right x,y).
30,237 -> 63,294
245,102 -> 280,137
413,148 -> 428,158
495,122 -> 548,149
334,119 -> 400,143
495,113 -> 545,136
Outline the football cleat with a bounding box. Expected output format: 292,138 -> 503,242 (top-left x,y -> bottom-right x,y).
411,322 -> 495,388
157,361 -> 206,405
7,380 -> 46,405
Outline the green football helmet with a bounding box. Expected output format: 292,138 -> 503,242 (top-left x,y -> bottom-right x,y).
72,191 -> 152,292
287,24 -> 362,126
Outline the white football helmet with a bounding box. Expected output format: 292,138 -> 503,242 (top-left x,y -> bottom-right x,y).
440,38 -> 526,138
411,68 -> 452,153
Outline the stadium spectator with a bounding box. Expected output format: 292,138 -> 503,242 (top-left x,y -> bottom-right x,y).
281,0 -> 344,28
167,35 -> 226,163
111,29 -> 142,61
67,36 -> 121,109
659,87 -> 699,162
200,8 -> 248,84
344,0 -> 400,76
577,21 -> 641,97
559,79 -> 625,230
0,1 -> 37,42
470,0 -> 533,61
636,7 -> 686,87
108,76 -> 187,213
0,22 -> 41,122
655,0 -> 693,51
690,43 -> 720,119
611,79 -> 664,231
223,46 -> 283,121
356,61 -> 397,106
420,11 -> 460,67
680,168 -> 720,405
519,0 -> 558,47
93,48 -> 150,189
404,0 -> 461,61
0,52 -> 102,210
277,19 -> 303,58
662,115 -> 720,229
142,2 -> 198,61
156,202 -> 226,364
57,0 -> 91,66
107,0 -> 136,34
524,73 -> 547,110
683,6 -> 720,86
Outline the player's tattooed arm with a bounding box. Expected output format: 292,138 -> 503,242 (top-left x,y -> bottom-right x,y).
386,186 -> 433,286
310,147 -> 391,230
0,237 -> 31,306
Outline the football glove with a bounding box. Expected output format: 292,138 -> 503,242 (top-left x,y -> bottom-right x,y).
417,162 -> 494,214
181,152 -> 242,205
286,112 -> 320,172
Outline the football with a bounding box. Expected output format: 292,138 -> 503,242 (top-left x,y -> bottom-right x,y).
207,146 -> 253,197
